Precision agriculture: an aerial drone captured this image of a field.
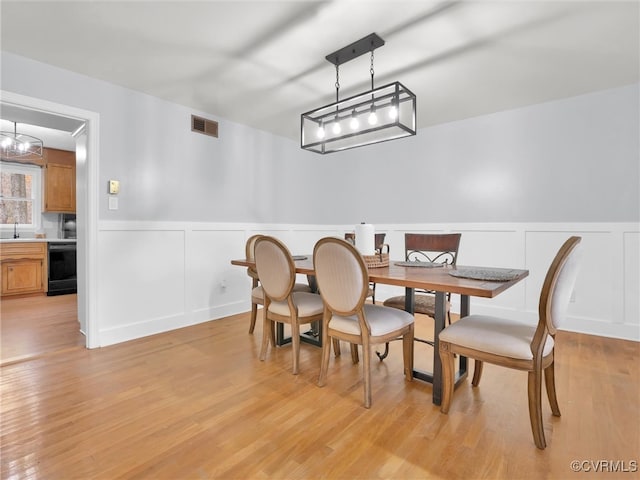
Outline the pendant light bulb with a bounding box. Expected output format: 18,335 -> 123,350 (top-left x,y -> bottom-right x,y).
332,117 -> 341,135
317,121 -> 325,139
389,98 -> 398,120
368,105 -> 378,126
350,109 -> 359,130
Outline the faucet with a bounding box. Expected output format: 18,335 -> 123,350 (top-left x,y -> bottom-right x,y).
13,221 -> 19,239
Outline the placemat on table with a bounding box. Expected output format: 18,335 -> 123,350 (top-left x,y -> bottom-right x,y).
394,261 -> 444,268
449,268 -> 521,282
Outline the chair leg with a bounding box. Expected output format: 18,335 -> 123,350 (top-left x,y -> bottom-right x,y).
439,341 -> 455,414
528,369 -> 547,449
350,344 -> 359,364
403,325 -> 414,382
544,360 -> 561,417
259,317 -> 272,361
472,360 -> 484,386
375,342 -> 390,361
291,321 -> 301,375
269,320 -> 276,347
318,331 -> 331,388
249,302 -> 258,334
372,282 -> 376,304
332,338 -> 341,357
362,343 -> 372,408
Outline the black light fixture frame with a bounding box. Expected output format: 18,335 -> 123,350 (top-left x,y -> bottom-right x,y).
301,33 -> 417,154
324,32 -> 386,66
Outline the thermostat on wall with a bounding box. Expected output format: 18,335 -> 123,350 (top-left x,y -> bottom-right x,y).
109,180 -> 120,195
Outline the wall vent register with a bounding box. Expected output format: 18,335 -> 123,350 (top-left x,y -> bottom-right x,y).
191,115 -> 218,138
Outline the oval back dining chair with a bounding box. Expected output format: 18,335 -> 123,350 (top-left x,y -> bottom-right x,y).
438,236 -> 582,449
345,232 -> 389,304
313,237 -> 414,408
246,234 -> 311,334
254,236 -> 323,375
245,234 -> 263,334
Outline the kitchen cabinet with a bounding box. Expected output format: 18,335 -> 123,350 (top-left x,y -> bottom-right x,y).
43,148 -> 76,213
0,242 -> 47,296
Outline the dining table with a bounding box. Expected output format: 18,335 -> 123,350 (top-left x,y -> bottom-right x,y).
231,254 -> 528,405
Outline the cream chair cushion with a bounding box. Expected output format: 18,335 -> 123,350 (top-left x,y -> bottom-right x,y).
252,284 -> 311,304
439,315 -> 554,360
383,294 -> 450,316
268,292 -> 324,318
329,304 -> 414,337
251,286 -> 264,304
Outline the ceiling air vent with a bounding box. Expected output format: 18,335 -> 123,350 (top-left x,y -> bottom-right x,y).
191,115 -> 218,138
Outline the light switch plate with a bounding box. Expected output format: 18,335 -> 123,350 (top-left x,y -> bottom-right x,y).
108,197 -> 118,210
109,180 -> 120,195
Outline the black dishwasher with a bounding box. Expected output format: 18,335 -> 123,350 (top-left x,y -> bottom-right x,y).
47,242 -> 77,296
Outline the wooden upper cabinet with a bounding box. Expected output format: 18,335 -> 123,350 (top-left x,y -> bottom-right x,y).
43,148 -> 76,213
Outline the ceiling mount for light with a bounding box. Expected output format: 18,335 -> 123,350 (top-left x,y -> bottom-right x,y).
301,33 -> 416,154
0,122 -> 44,160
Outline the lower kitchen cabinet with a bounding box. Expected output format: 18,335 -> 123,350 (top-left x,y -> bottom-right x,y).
0,242 -> 47,296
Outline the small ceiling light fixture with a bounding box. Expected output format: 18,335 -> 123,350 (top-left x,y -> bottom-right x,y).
301,33 -> 416,154
0,122 -> 44,160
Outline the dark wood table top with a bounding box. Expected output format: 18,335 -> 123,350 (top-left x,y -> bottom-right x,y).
231,256 -> 529,298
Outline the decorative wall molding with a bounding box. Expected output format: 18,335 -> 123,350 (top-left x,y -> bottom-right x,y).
96,221 -> 639,346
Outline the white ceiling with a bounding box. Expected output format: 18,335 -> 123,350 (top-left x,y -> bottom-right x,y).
1,1 -> 638,143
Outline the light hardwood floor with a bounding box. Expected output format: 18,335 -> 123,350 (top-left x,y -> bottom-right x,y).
1,295 -> 638,479
0,294 -> 84,365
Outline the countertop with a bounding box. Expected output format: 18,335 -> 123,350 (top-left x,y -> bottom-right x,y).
0,238 -> 77,244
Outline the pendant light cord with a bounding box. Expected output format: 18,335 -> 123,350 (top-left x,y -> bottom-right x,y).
370,50 -> 375,91
335,64 -> 340,104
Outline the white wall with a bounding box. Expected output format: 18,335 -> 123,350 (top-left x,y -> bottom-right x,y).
2,52 -> 638,343
2,53 -> 638,225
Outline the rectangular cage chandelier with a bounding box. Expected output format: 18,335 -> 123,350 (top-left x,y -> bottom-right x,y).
301,33 -> 416,154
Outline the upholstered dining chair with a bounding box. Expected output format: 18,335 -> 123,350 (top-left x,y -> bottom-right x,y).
438,236 -> 582,449
254,236 -> 324,375
377,233 -> 461,359
245,234 -> 263,334
313,237 -> 414,408
345,232 -> 389,304
383,233 -> 461,316
245,234 -> 311,334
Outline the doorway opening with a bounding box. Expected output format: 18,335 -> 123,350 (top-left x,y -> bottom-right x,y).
1,90 -> 99,361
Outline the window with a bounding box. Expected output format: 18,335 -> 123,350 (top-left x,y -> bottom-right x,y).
0,162 -> 42,230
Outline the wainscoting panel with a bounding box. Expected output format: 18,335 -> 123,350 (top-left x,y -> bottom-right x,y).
97,227 -> 187,345
525,230 -> 611,323
624,232 -> 640,327
187,227 -> 247,324
95,222 -> 639,346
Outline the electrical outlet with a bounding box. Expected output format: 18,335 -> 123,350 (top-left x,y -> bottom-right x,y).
220,279 -> 227,289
